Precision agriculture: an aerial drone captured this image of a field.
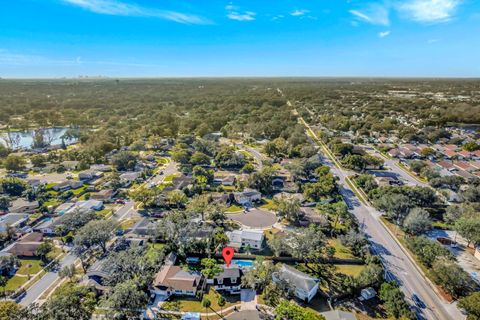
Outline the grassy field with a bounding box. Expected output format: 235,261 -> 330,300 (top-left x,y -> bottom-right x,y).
16,258 -> 43,275
162,286 -> 240,313
120,217 -> 141,230
164,173 -> 179,183
335,264 -> 365,277
328,239 -> 356,260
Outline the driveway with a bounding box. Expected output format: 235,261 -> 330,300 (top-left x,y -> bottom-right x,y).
240,289 -> 257,310
227,208 -> 277,229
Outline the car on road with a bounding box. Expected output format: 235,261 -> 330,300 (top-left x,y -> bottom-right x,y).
115,199 -> 126,204
12,289 -> 26,303
412,293 -> 426,309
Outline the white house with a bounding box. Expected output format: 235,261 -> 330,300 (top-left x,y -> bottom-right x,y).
226,229 -> 264,250
75,200 -> 104,211
233,188 -> 261,206
273,264 -> 319,303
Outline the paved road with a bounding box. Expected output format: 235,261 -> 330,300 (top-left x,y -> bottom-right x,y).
227,208 -> 277,229
20,252 -> 76,306
149,161 -> 177,185
362,146 -> 429,187
240,145 -> 267,170
293,103 -> 463,320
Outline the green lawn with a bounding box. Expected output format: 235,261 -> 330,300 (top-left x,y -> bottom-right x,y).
45,182 -> 58,190
1,276 -> 28,292
120,217 -> 141,230
239,150 -> 254,161
71,185 -> 88,195
225,204 -> 243,213
162,287 -> 240,313
16,258 -> 43,275
328,239 -> 356,260
335,264 -> 365,277
163,174 -> 179,183
156,157 -> 169,165
259,198 -> 276,211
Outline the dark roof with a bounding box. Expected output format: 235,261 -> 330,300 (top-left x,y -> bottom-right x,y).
213,267 -> 243,286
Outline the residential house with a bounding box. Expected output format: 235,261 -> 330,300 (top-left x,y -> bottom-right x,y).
233,188 -> 262,206
75,200 -> 104,211
61,160 -> 80,171
53,202 -> 75,215
171,176 -> 195,190
26,178 -> 43,190
6,241 -> 43,257
0,213 -> 29,234
78,170 -> 104,181
85,258 -> 111,291
9,198 -> 39,213
436,160 -> 456,172
359,287 -> 377,301
454,161 -> 476,173
213,267 -> 243,294
52,180 -> 83,192
272,176 -> 285,190
213,175 -> 236,186
273,264 -> 319,303
443,149 -> 458,160
387,148 -> 400,158
5,232 -> 44,257
226,229 -> 264,250
151,253 -> 205,299
374,176 -> 401,187
90,164 -> 112,172
90,189 -> 116,202
119,172 -> 142,187
33,218 -> 55,235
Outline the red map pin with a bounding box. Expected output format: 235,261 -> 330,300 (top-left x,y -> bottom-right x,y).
222,246 -> 234,267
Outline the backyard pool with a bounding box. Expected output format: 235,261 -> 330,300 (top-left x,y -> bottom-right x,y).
231,259 -> 254,268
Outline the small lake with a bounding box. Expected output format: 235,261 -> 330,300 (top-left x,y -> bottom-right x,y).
0,127 -> 78,150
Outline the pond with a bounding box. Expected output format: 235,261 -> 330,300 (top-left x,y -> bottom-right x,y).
0,127 -> 78,150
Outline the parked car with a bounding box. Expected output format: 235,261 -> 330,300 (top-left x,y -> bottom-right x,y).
412,293 -> 426,309
115,199 -> 126,204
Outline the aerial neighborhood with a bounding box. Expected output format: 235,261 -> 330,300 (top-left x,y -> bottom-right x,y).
0,79 -> 479,320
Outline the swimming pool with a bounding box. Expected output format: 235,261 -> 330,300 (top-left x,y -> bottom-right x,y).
231,259 -> 254,267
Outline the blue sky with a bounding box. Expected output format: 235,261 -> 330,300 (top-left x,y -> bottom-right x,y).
0,0 -> 479,77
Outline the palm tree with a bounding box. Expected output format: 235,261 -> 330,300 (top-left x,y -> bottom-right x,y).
217,295 -> 226,317
201,297 -> 211,319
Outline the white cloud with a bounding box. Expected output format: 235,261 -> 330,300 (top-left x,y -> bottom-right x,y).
225,4 -> 255,21
290,9 -> 309,17
378,30 -> 391,38
271,14 -> 285,21
349,3 -> 390,26
225,3 -> 238,11
227,11 -> 256,21
398,0 -> 460,23
61,0 -> 211,24
428,38 -> 440,43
